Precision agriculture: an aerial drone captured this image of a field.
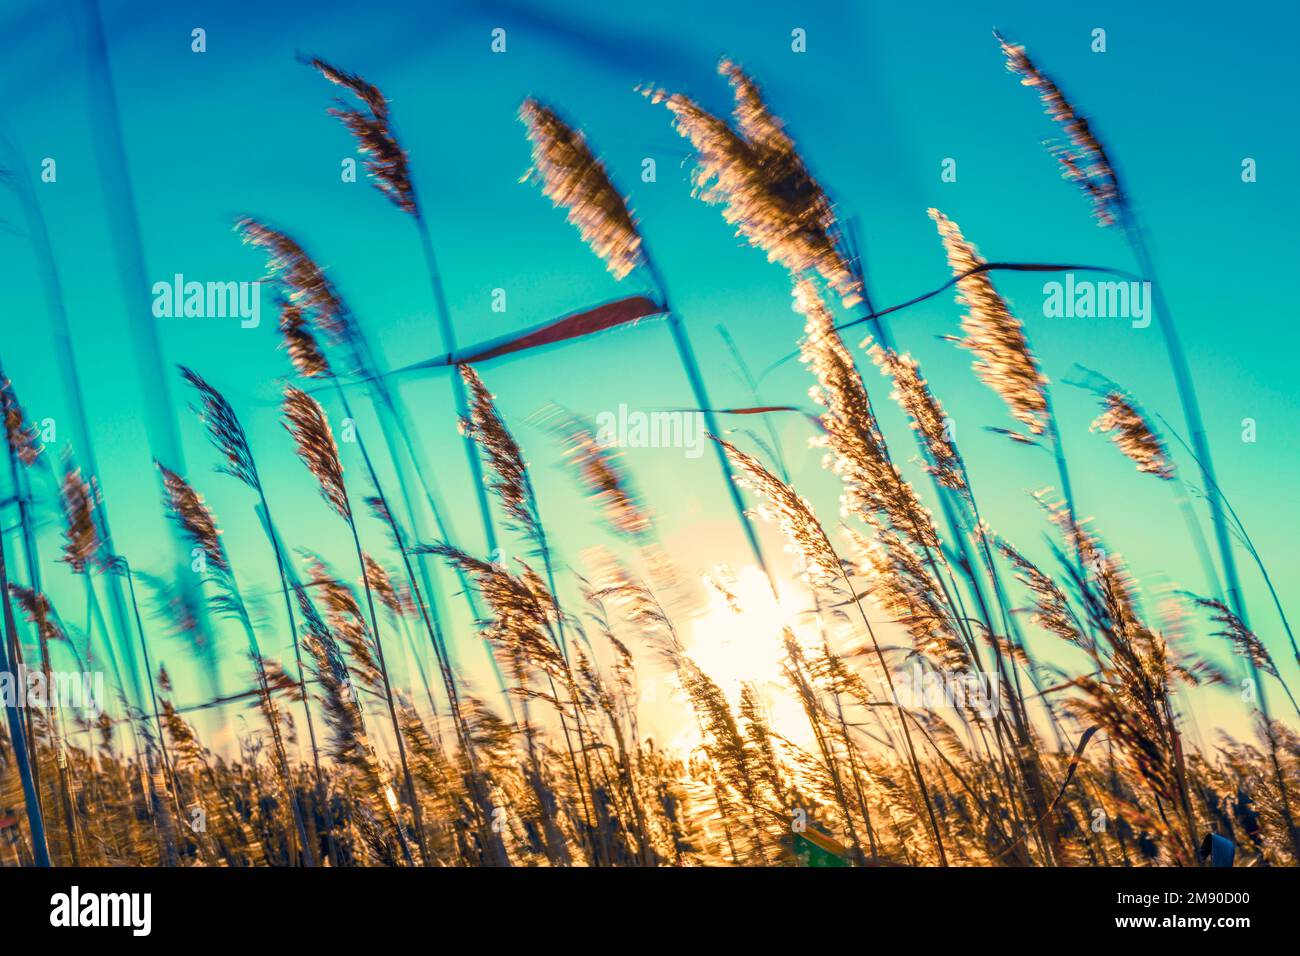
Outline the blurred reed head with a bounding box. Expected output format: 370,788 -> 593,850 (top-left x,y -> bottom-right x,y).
530,402 -> 652,540
995,31 -> 1123,227
715,434 -> 841,587
867,341 -> 965,491
283,385 -> 351,520
459,365 -> 533,535
157,461 -> 229,573
520,98 -> 645,280
58,460 -> 103,573
236,218 -> 356,349
278,300 -> 331,378
796,280 -> 938,552
1,376 -> 41,466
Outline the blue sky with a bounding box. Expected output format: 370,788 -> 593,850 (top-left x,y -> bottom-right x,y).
0,0 -> 1296,747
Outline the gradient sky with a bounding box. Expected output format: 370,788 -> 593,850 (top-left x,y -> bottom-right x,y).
0,0 -> 1296,751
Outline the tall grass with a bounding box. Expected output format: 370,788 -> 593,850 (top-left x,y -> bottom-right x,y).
0,37 -> 1294,869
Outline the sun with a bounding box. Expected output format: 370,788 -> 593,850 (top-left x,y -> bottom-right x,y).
682,564 -> 818,748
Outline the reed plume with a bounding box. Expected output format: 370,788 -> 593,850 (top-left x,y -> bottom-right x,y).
278,300 -> 331,378
867,343 -> 964,491
236,218 -> 354,348
797,281 -> 938,552
1,377 -> 41,465
363,553 -> 410,619
58,463 -> 103,573
430,545 -> 569,685
715,437 -> 840,587
995,31 -> 1122,227
302,56 -> 414,213
998,540 -> 1089,649
533,404 -> 653,541
519,99 -> 644,280
157,463 -> 227,573
929,209 -> 1048,436
179,366 -> 259,489
8,586 -> 65,648
1090,390 -> 1174,480
1195,596 -> 1279,681
156,465 -> 251,642
643,59 -> 860,306
848,522 -> 968,672
283,385 -> 351,520
459,366 -> 532,536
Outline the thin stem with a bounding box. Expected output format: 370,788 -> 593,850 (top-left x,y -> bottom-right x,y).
1119,210 -> 1246,626
643,254 -> 772,585
413,212 -> 498,558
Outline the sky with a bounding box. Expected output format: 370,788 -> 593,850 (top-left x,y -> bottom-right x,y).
0,0 -> 1296,753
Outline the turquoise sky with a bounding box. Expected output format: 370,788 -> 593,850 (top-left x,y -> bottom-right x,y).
0,0 -> 1296,750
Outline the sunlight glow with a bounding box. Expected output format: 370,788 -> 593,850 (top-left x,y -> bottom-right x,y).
684,564 -> 818,749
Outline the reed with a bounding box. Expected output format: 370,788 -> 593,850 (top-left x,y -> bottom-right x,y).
520,95 -> 772,581
0,32 -> 1295,872
995,29 -> 1250,653
302,56 -> 498,565
155,460 -> 314,864
238,217 -> 515,712
179,365 -> 326,864
283,385 -> 430,862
